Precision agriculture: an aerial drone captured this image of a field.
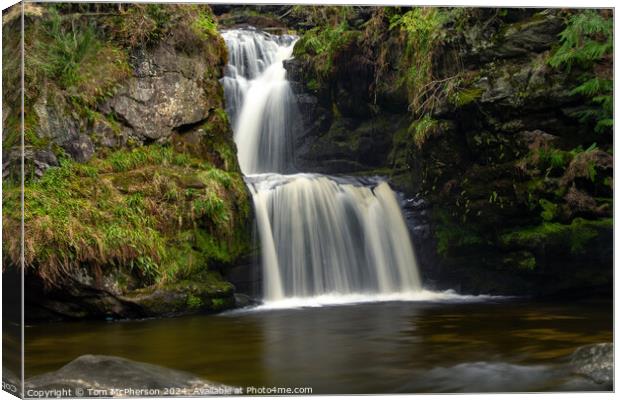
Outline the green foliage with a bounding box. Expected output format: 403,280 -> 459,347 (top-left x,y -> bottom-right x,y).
192,9 -> 218,39
391,8 -> 449,115
112,4 -> 171,47
31,9 -> 100,89
549,10 -> 612,133
500,218 -> 612,254
434,210 -> 485,256
539,199 -> 558,222
293,21 -> 353,81
409,115 -> 438,148
450,86 -> 483,107
193,192 -> 230,230
186,294 -> 203,309
3,145 -> 251,287
211,298 -> 226,310
549,11 -> 612,70
536,147 -> 569,175
106,145 -> 192,172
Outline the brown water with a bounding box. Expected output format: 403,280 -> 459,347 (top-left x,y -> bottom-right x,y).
20,298 -> 612,393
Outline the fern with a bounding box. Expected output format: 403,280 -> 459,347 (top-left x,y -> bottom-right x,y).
549,10 -> 612,134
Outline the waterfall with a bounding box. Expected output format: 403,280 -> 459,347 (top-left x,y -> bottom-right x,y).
222,28 -> 422,302
221,28 -> 298,174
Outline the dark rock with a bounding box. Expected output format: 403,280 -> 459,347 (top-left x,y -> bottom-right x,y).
569,343 -> 613,388
3,146 -> 59,180
234,293 -> 260,308
92,119 -> 125,148
25,355 -> 239,396
493,11 -> 563,59
412,224 -> 431,240
19,265 -> 237,322
61,134 -> 95,163
33,88 -> 81,144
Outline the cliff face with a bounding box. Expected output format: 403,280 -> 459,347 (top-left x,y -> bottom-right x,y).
2,4 -> 253,320
276,6 -> 612,296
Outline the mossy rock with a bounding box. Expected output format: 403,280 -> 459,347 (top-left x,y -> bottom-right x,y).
123,271 -> 235,316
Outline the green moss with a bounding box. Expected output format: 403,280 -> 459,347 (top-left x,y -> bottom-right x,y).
211,298 -> 226,310
191,10 -> 218,39
186,294 -> 203,309
434,210 -> 486,256
502,251 -> 537,270
106,145 -> 193,172
3,145 -> 251,287
539,199 -> 558,222
500,218 -> 612,254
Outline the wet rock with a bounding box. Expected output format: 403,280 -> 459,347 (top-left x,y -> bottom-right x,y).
412,224 -> 431,240
569,343 -> 613,388
234,293 -> 259,308
494,11 -> 563,59
25,355 -> 239,396
19,265 -> 237,322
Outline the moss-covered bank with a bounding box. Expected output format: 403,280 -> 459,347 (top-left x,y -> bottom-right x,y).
2,3 -> 253,320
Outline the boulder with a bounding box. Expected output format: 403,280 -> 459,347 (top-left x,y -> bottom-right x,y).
569,343 -> 613,388
103,43 -> 218,142
25,355 -> 240,396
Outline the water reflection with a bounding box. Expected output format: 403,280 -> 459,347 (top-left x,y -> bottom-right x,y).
24,299 -> 612,393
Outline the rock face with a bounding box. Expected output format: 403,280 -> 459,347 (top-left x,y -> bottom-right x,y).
25,355 -> 240,396
102,45 -> 216,142
283,7 -> 612,296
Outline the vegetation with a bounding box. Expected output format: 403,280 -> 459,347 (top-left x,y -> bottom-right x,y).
409,115 -> 439,148
549,10 -> 613,133
500,218 -> 612,254
292,7 -> 357,82
390,8 -> 450,115
2,145 -> 251,287
27,8 -> 131,106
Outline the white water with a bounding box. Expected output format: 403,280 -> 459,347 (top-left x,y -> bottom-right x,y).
222,28 -> 468,304
221,29 -> 298,174
246,174 -> 421,300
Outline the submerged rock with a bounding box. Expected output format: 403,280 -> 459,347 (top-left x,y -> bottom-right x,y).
25,355 -> 240,397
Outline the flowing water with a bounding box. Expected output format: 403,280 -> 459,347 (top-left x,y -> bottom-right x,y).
221,29 -> 298,174
221,28 -> 422,302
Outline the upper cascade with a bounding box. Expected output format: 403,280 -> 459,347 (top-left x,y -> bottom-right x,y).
221,28 -> 299,174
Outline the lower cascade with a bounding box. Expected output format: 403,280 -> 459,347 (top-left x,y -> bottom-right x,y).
247,174 -> 422,300
222,28 -> 422,301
